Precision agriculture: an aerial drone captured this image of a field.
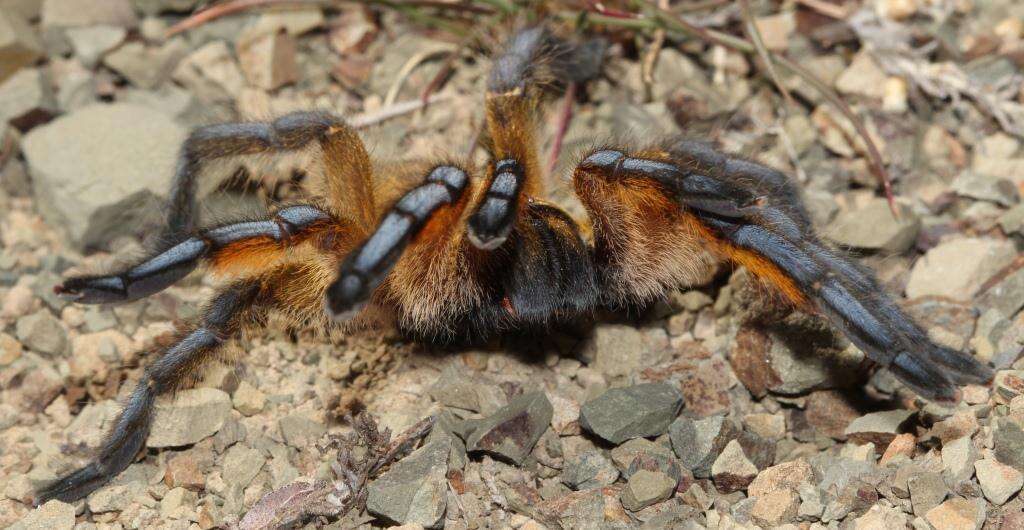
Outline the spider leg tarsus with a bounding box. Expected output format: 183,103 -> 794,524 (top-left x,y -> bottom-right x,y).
468,159 -> 522,250
57,205 -> 331,305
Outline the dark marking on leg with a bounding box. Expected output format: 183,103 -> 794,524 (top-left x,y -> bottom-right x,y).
325,166 -> 469,321
468,159 -> 524,250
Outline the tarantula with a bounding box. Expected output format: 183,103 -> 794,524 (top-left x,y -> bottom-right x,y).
38,26 -> 992,504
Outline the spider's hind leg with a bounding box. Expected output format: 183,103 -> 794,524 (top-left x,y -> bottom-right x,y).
574,142 -> 993,403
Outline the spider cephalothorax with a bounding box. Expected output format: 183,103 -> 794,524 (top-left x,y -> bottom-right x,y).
38,26 -> 992,504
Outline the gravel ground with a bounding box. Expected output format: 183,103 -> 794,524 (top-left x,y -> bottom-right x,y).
2,1 -> 1024,529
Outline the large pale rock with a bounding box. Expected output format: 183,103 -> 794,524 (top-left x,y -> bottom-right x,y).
22,103 -> 187,250
826,198 -> 920,253
905,238 -> 1018,301
148,388 -> 232,448
8,500 -> 75,530
41,0 -> 138,29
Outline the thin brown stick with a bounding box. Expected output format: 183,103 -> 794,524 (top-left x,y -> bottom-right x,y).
640,0 -> 668,102
976,255 -> 1024,298
794,0 -> 852,20
166,0 -> 323,37
547,81 -> 577,175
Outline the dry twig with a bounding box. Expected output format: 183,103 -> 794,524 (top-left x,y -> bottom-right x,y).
234,414 -> 435,530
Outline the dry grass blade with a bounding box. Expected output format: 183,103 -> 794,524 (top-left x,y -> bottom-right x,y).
795,0 -> 853,19
739,0 -> 795,109
350,93 -> 454,128
547,81 -> 577,175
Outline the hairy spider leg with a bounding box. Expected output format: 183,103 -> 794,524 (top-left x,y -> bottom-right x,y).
38,279 -> 262,504
39,253 -> 345,505
165,111 -> 376,241
326,165 -> 471,321
56,205 -> 339,304
574,144 -> 992,402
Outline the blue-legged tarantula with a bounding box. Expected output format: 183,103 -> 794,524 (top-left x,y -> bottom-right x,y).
38,26 -> 992,504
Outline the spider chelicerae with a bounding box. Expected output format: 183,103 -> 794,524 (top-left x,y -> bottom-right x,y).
38,26 -> 993,504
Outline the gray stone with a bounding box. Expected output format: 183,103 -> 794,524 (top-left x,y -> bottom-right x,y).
797,482 -> 824,520
1,155 -> 31,197
427,366 -> 505,414
952,172 -> 1020,206
232,381 -> 266,416
995,418 -> 1024,473
15,310 -> 67,356
610,438 -> 675,476
237,30 -> 298,90
41,0 -> 138,29
250,8 -> 325,36
465,391 -> 552,465
580,324 -> 670,381
171,40 -> 246,104
0,10 -> 43,85
86,483 -> 136,513
810,453 -> 878,493
82,306 -> 118,332
103,39 -> 188,89
148,388 -> 232,447
134,0 -> 203,14
0,68 -> 57,132
8,500 -> 75,530
999,203 -> 1024,236
620,469 -> 676,512
908,471 -> 947,516
673,290 -> 713,312
65,25 -> 126,68
905,238 -> 1018,301
221,444 -> 265,489
669,414 -> 740,477
975,457 -> 1023,505
826,198 -> 921,253
941,436 -> 978,484
843,409 -> 914,447
278,413 -> 327,449
711,439 -> 757,493
366,439 -> 449,529
22,103 -> 187,250
538,487 -> 633,529
977,266 -> 1024,319
561,450 -> 619,490
851,503 -> 909,529
579,383 -> 683,444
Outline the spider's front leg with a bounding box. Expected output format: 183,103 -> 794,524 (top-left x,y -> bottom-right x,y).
164,111 -> 375,240
39,279 -> 264,503
574,141 -> 993,403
